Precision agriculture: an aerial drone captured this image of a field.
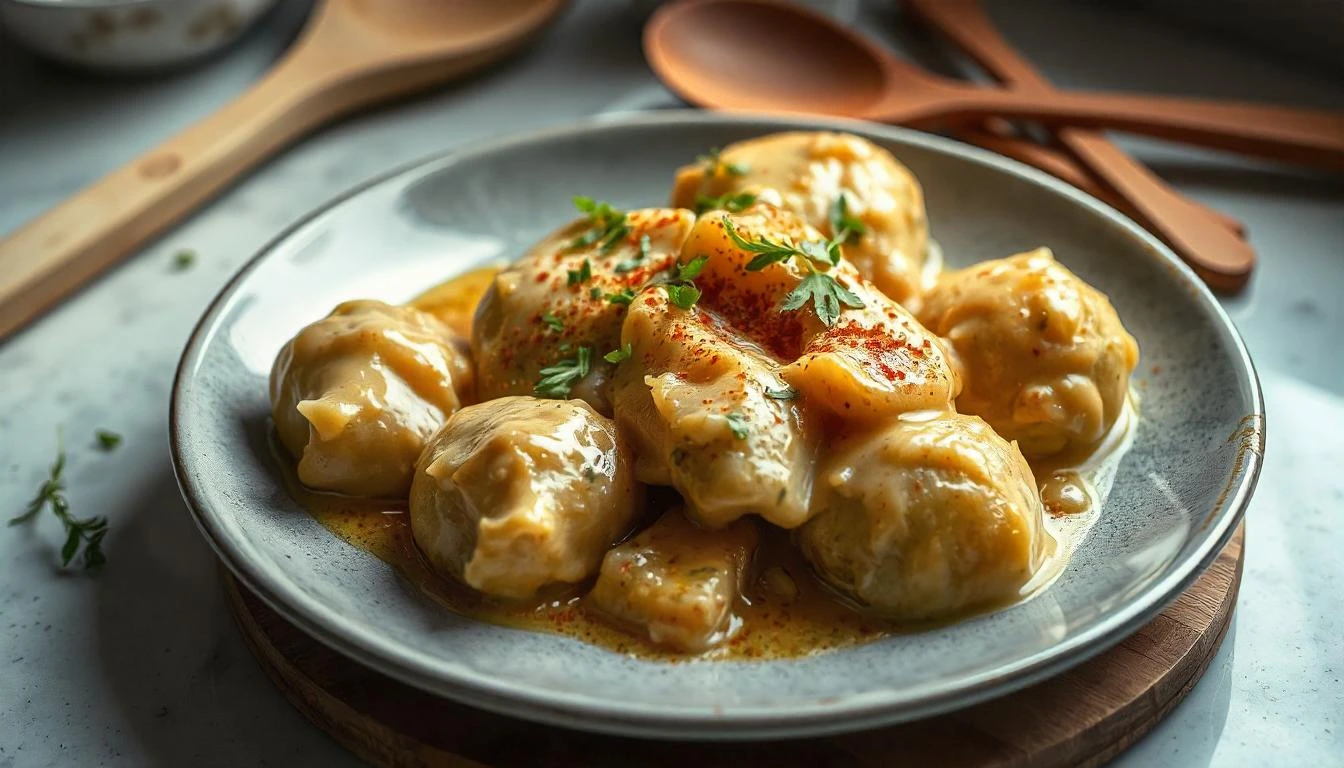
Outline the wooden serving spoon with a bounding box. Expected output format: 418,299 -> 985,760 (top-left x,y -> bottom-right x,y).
644,0 -> 1344,169
0,0 -> 566,342
904,0 -> 1255,293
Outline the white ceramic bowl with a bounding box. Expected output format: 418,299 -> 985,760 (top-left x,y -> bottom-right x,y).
1,0 -> 278,71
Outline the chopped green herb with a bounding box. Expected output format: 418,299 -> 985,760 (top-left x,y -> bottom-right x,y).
829,192 -> 867,245
725,411 -> 749,440
693,191 -> 756,214
172,249 -> 196,270
721,217 -> 862,326
94,430 -> 122,450
662,282 -> 701,310
613,233 -> 653,273
603,343 -> 633,363
677,254 -> 709,281
764,387 -> 798,400
534,346 -> 592,399
589,286 -> 603,299
540,312 -> 564,332
699,147 -> 749,177
10,439 -> 107,570
567,258 -> 593,286
570,196 -> 630,253
605,288 -> 637,306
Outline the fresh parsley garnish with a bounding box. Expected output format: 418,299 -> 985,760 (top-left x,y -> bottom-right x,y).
829,192 -> 867,245
589,286 -> 603,299
172,249 -> 196,270
534,346 -> 592,399
540,312 -> 564,332
652,254 -> 709,310
699,148 -> 749,177
721,217 -> 863,326
570,196 -> 630,253
604,343 -> 633,364
764,386 -> 797,400
694,191 -> 757,214
568,258 -> 593,286
725,411 -> 750,440
10,441 -> 108,570
677,254 -> 709,281
94,430 -> 122,450
606,288 -> 637,306
662,282 -> 702,310
613,234 -> 652,273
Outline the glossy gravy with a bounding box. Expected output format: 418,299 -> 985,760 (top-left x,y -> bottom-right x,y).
282,269 -> 1133,660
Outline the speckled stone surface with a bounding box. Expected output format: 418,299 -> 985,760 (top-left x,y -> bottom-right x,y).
1,0 -> 1340,764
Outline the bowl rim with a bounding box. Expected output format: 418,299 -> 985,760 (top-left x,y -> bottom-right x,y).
169,110 -> 1264,740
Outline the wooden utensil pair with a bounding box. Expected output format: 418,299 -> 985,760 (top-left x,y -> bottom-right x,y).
0,0 -> 566,343
645,0 -> 1344,292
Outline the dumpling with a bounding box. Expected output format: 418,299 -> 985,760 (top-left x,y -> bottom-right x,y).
269,300 -> 473,497
612,287 -> 817,529
798,413 -> 1048,621
671,131 -> 929,305
685,206 -> 959,422
472,207 -> 695,414
588,509 -> 758,653
409,396 -> 640,600
918,248 -> 1139,458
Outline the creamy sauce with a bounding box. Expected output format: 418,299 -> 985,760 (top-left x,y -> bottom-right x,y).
284,269 -> 1137,660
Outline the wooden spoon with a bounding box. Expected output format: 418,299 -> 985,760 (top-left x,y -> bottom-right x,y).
644,0 -> 1344,169
0,0 -> 566,342
904,0 -> 1255,293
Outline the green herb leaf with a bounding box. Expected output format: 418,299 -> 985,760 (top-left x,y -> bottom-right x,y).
10,438 -> 108,570
663,282 -> 702,310
172,250 -> 196,270
722,217 -> 802,271
540,312 -> 564,332
534,346 -> 592,399
780,273 -> 865,327
589,286 -> 603,299
725,411 -> 750,440
94,430 -> 122,451
678,254 -> 710,281
764,387 -> 798,400
570,196 -> 630,254
567,258 -> 593,286
829,192 -> 867,245
603,343 -> 633,363
605,288 -> 637,306
699,148 -> 749,177
693,191 -> 757,214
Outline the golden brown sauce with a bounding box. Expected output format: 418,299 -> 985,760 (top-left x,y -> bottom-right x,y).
1040,471 -> 1093,516
283,270 -> 1136,660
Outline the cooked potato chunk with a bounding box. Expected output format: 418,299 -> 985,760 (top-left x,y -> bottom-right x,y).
686,207 -> 959,422
588,510 -> 758,652
472,208 -> 695,414
613,288 -> 817,529
409,396 -> 640,599
672,131 -> 929,304
918,249 -> 1139,458
799,413 -> 1048,621
270,300 -> 473,497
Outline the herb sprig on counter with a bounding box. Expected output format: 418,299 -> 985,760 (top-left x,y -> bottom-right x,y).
721,217 -> 864,326
10,441 -> 107,570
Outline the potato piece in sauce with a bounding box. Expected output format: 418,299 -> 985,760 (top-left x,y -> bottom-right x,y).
409,396 -> 640,600
613,288 -> 817,529
270,300 -> 473,497
588,509 -> 758,653
672,131 -> 929,305
472,208 -> 695,414
918,249 -> 1139,459
687,207 -> 959,422
799,413 -> 1047,621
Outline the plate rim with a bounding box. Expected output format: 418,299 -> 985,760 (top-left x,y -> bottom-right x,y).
170,110 -> 1265,740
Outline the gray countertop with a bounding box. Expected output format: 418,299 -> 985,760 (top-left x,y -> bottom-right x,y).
1,1 -> 1341,765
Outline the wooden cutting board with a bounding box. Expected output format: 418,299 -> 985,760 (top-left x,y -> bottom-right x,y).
223,524 -> 1243,767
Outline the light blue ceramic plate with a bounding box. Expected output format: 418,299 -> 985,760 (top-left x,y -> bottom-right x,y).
170,112 -> 1263,740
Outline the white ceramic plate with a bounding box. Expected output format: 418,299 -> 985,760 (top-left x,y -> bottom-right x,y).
171,113 -> 1263,740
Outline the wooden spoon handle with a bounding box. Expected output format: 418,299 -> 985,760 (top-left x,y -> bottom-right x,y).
903,0 -> 1243,235
902,0 -> 1254,291
883,83 -> 1344,171
0,50 -> 344,341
